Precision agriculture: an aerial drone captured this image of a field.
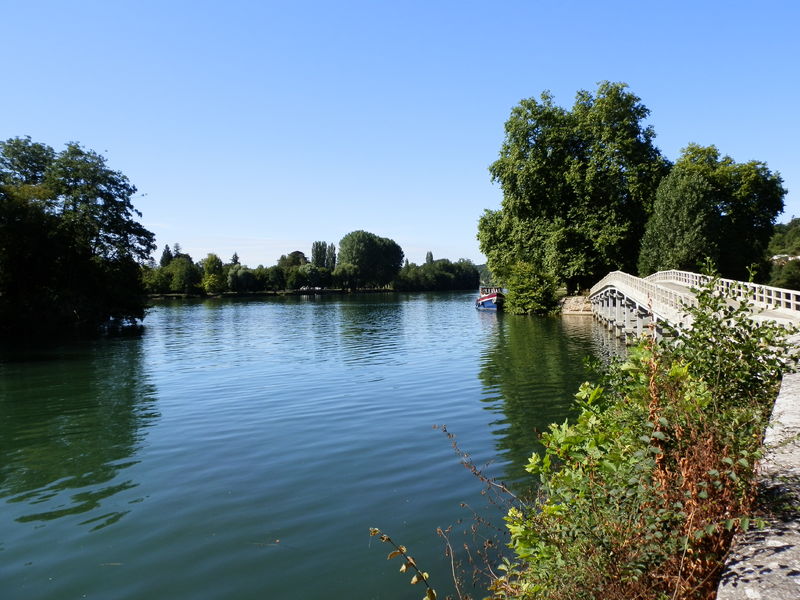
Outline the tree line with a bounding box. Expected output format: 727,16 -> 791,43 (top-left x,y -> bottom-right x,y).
479,81 -> 788,312
0,137 -> 479,337
144,232 -> 478,295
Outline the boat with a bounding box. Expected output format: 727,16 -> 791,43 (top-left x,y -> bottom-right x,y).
475,287 -> 504,311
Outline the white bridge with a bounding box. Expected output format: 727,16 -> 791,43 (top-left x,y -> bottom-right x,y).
588,269 -> 800,339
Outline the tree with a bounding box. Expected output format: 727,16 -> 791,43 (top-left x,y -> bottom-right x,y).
311,241 -> 327,268
0,137 -> 156,336
277,250 -> 307,269
480,82 -> 670,293
266,265 -> 285,291
639,144 -> 785,280
425,251 -> 434,265
325,242 -> 337,270
337,230 -> 404,288
201,253 -> 226,294
159,244 -> 174,267
229,252 -> 239,265
768,217 -> 800,257
638,170 -> 718,274
503,262 -> 558,315
165,254 -> 201,294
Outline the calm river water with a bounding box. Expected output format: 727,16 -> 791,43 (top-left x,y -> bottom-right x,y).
1,292 -> 620,599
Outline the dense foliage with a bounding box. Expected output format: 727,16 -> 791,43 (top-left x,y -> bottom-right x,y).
393,255 -> 479,292
0,137 -> 155,337
491,279 -> 797,599
502,262 -> 558,315
336,230 -> 404,289
479,82 -> 670,296
479,83 -> 787,312
766,218 -> 800,290
639,144 -> 785,280
768,217 -> 800,257
143,235 -> 473,295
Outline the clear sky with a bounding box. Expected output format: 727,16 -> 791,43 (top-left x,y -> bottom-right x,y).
4,0 -> 799,266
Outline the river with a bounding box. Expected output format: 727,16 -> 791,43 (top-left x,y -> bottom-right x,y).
0,292 -> 620,599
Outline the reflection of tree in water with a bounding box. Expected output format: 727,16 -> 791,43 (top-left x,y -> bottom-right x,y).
0,337 -> 158,530
337,295 -> 404,366
479,315 -> 617,489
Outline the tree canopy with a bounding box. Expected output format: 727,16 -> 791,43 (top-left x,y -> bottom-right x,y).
337,230 -> 403,288
0,136 -> 156,336
638,144 -> 785,280
480,81 -> 670,293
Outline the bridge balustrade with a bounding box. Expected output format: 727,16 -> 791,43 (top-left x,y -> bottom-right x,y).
646,269 -> 800,314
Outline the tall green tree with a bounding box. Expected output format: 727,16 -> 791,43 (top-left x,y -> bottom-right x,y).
638,144 -> 785,280
0,137 -> 156,336
201,253 -> 226,294
337,230 -> 404,288
311,241 -> 327,268
325,242 -> 337,271
479,82 -> 670,293
159,244 -> 174,267
277,250 -> 307,269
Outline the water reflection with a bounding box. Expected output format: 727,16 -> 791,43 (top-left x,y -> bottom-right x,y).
478,314 -> 622,486
337,295 -> 404,366
0,337 -> 158,530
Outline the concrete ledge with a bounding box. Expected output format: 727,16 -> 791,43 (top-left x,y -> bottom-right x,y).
560,295 -> 592,315
717,371 -> 800,599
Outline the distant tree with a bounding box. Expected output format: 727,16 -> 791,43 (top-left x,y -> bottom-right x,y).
333,262 -> 359,290
159,244 -> 174,267
479,82 -> 670,293
277,250 -> 307,269
286,266 -> 308,290
299,263 -> 322,287
228,264 -> 256,292
266,265 -> 285,291
768,217 -> 800,257
311,241 -> 327,268
165,255 -> 201,294
770,260 -> 800,290
638,144 -> 785,280
229,252 -> 239,265
338,230 -> 404,288
325,242 -> 337,270
425,251 -> 434,265
393,257 -> 480,291
201,253 -> 226,294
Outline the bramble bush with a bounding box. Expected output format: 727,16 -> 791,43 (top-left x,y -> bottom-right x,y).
491,276 -> 798,600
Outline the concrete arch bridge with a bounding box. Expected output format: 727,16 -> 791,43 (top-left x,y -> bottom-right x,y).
589,269 -> 800,340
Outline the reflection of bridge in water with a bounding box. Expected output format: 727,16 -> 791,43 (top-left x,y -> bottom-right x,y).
589,269 -> 800,339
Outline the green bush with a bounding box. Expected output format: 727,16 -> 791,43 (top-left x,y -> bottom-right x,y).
504,262 -> 558,315
492,277 -> 797,599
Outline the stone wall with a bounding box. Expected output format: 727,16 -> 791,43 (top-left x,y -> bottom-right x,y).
717,370 -> 800,598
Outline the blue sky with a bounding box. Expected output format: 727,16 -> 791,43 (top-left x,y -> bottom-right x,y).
4,1 -> 799,266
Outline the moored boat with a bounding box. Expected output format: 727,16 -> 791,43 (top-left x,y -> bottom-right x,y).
475,287 -> 504,311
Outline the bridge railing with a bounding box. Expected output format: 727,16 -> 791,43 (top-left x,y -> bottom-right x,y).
646,270 -> 800,314
590,271 -> 697,317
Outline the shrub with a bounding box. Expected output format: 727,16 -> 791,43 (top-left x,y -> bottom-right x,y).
504,262 -> 558,315
492,276 -> 797,599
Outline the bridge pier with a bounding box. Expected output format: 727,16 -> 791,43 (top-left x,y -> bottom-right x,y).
590,289 -> 654,343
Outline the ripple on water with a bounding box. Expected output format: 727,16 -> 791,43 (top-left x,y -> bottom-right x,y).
0,293 -> 623,600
